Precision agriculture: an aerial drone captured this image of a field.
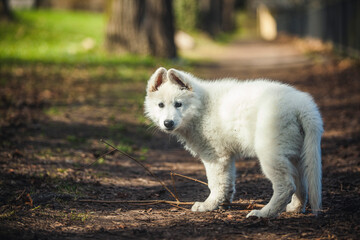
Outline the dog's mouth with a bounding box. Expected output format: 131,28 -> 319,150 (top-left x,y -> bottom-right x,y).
164,126 -> 175,131
163,124 -> 180,132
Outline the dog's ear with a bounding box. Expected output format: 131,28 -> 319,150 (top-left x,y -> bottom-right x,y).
167,69 -> 192,91
147,67 -> 167,92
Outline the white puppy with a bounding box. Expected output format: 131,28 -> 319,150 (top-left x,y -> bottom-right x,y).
144,67 -> 323,218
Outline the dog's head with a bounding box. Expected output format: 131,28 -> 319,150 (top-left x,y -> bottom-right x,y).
144,67 -> 200,133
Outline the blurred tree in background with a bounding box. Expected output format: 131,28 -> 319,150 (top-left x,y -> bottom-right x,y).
105,0 -> 177,58
174,0 -> 198,32
0,0 -> 14,20
198,0 -> 236,36
174,0 -> 236,36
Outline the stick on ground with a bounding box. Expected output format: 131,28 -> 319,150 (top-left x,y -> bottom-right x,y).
171,172 -> 208,186
77,199 -> 265,210
100,139 -> 179,202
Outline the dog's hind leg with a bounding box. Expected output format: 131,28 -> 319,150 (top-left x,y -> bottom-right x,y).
286,164 -> 308,213
191,157 -> 236,212
247,155 -> 296,218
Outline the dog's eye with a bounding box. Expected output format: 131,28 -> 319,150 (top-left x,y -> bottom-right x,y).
158,102 -> 164,108
174,102 -> 182,108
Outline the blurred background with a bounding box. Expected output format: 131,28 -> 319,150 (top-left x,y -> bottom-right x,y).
0,1 -> 360,239
1,0 -> 359,59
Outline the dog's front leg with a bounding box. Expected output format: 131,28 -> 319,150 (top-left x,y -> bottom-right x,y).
192,157 -> 236,212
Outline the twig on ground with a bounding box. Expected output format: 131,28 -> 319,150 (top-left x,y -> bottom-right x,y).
170,172 -> 180,202
167,203 -> 189,211
171,172 -> 208,186
15,189 -> 26,201
87,148 -> 117,168
77,199 -> 265,209
100,139 -> 179,202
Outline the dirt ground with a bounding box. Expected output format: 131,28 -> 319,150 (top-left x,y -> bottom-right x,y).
1,40 -> 359,239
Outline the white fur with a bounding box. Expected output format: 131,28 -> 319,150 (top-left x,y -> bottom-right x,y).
144,67 -> 323,218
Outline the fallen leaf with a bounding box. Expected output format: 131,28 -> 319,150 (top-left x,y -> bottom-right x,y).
25,193 -> 33,207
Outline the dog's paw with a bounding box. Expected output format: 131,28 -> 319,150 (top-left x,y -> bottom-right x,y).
246,209 -> 276,218
246,210 -> 262,218
286,197 -> 305,213
191,201 -> 218,212
286,202 -> 304,213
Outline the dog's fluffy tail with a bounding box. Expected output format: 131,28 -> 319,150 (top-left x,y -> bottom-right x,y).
299,98 -> 323,215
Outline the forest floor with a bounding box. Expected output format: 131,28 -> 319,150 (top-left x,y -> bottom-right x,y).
1,38 -> 360,240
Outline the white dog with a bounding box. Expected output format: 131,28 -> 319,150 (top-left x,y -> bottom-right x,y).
144,67 -> 323,218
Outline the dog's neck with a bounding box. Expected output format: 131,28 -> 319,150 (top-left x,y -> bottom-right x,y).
173,91 -> 216,159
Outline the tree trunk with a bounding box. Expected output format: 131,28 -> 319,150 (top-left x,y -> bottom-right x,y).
198,0 -> 235,36
1,0 -> 14,21
221,0 -> 235,32
106,0 -> 177,58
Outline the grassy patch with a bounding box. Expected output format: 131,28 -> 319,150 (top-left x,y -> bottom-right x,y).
0,210 -> 15,219
0,9 -> 103,62
0,9 -> 159,66
96,157 -> 105,165
66,135 -> 86,145
109,123 -> 127,133
56,181 -> 83,196
44,106 -> 63,116
138,147 -> 149,161
58,210 -> 91,224
116,143 -> 134,154
68,211 -> 90,223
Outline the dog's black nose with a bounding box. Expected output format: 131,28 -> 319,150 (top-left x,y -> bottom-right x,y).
164,120 -> 174,129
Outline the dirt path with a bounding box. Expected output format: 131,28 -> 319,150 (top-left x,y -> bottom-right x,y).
1,39 -> 359,239
199,40 -> 313,76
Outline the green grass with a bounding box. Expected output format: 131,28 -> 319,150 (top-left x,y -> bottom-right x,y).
56,181 -> 83,196
44,106 -> 63,116
0,9 -> 156,65
0,210 -> 15,219
66,135 -> 86,145
58,210 -> 91,224
1,10 -> 102,61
